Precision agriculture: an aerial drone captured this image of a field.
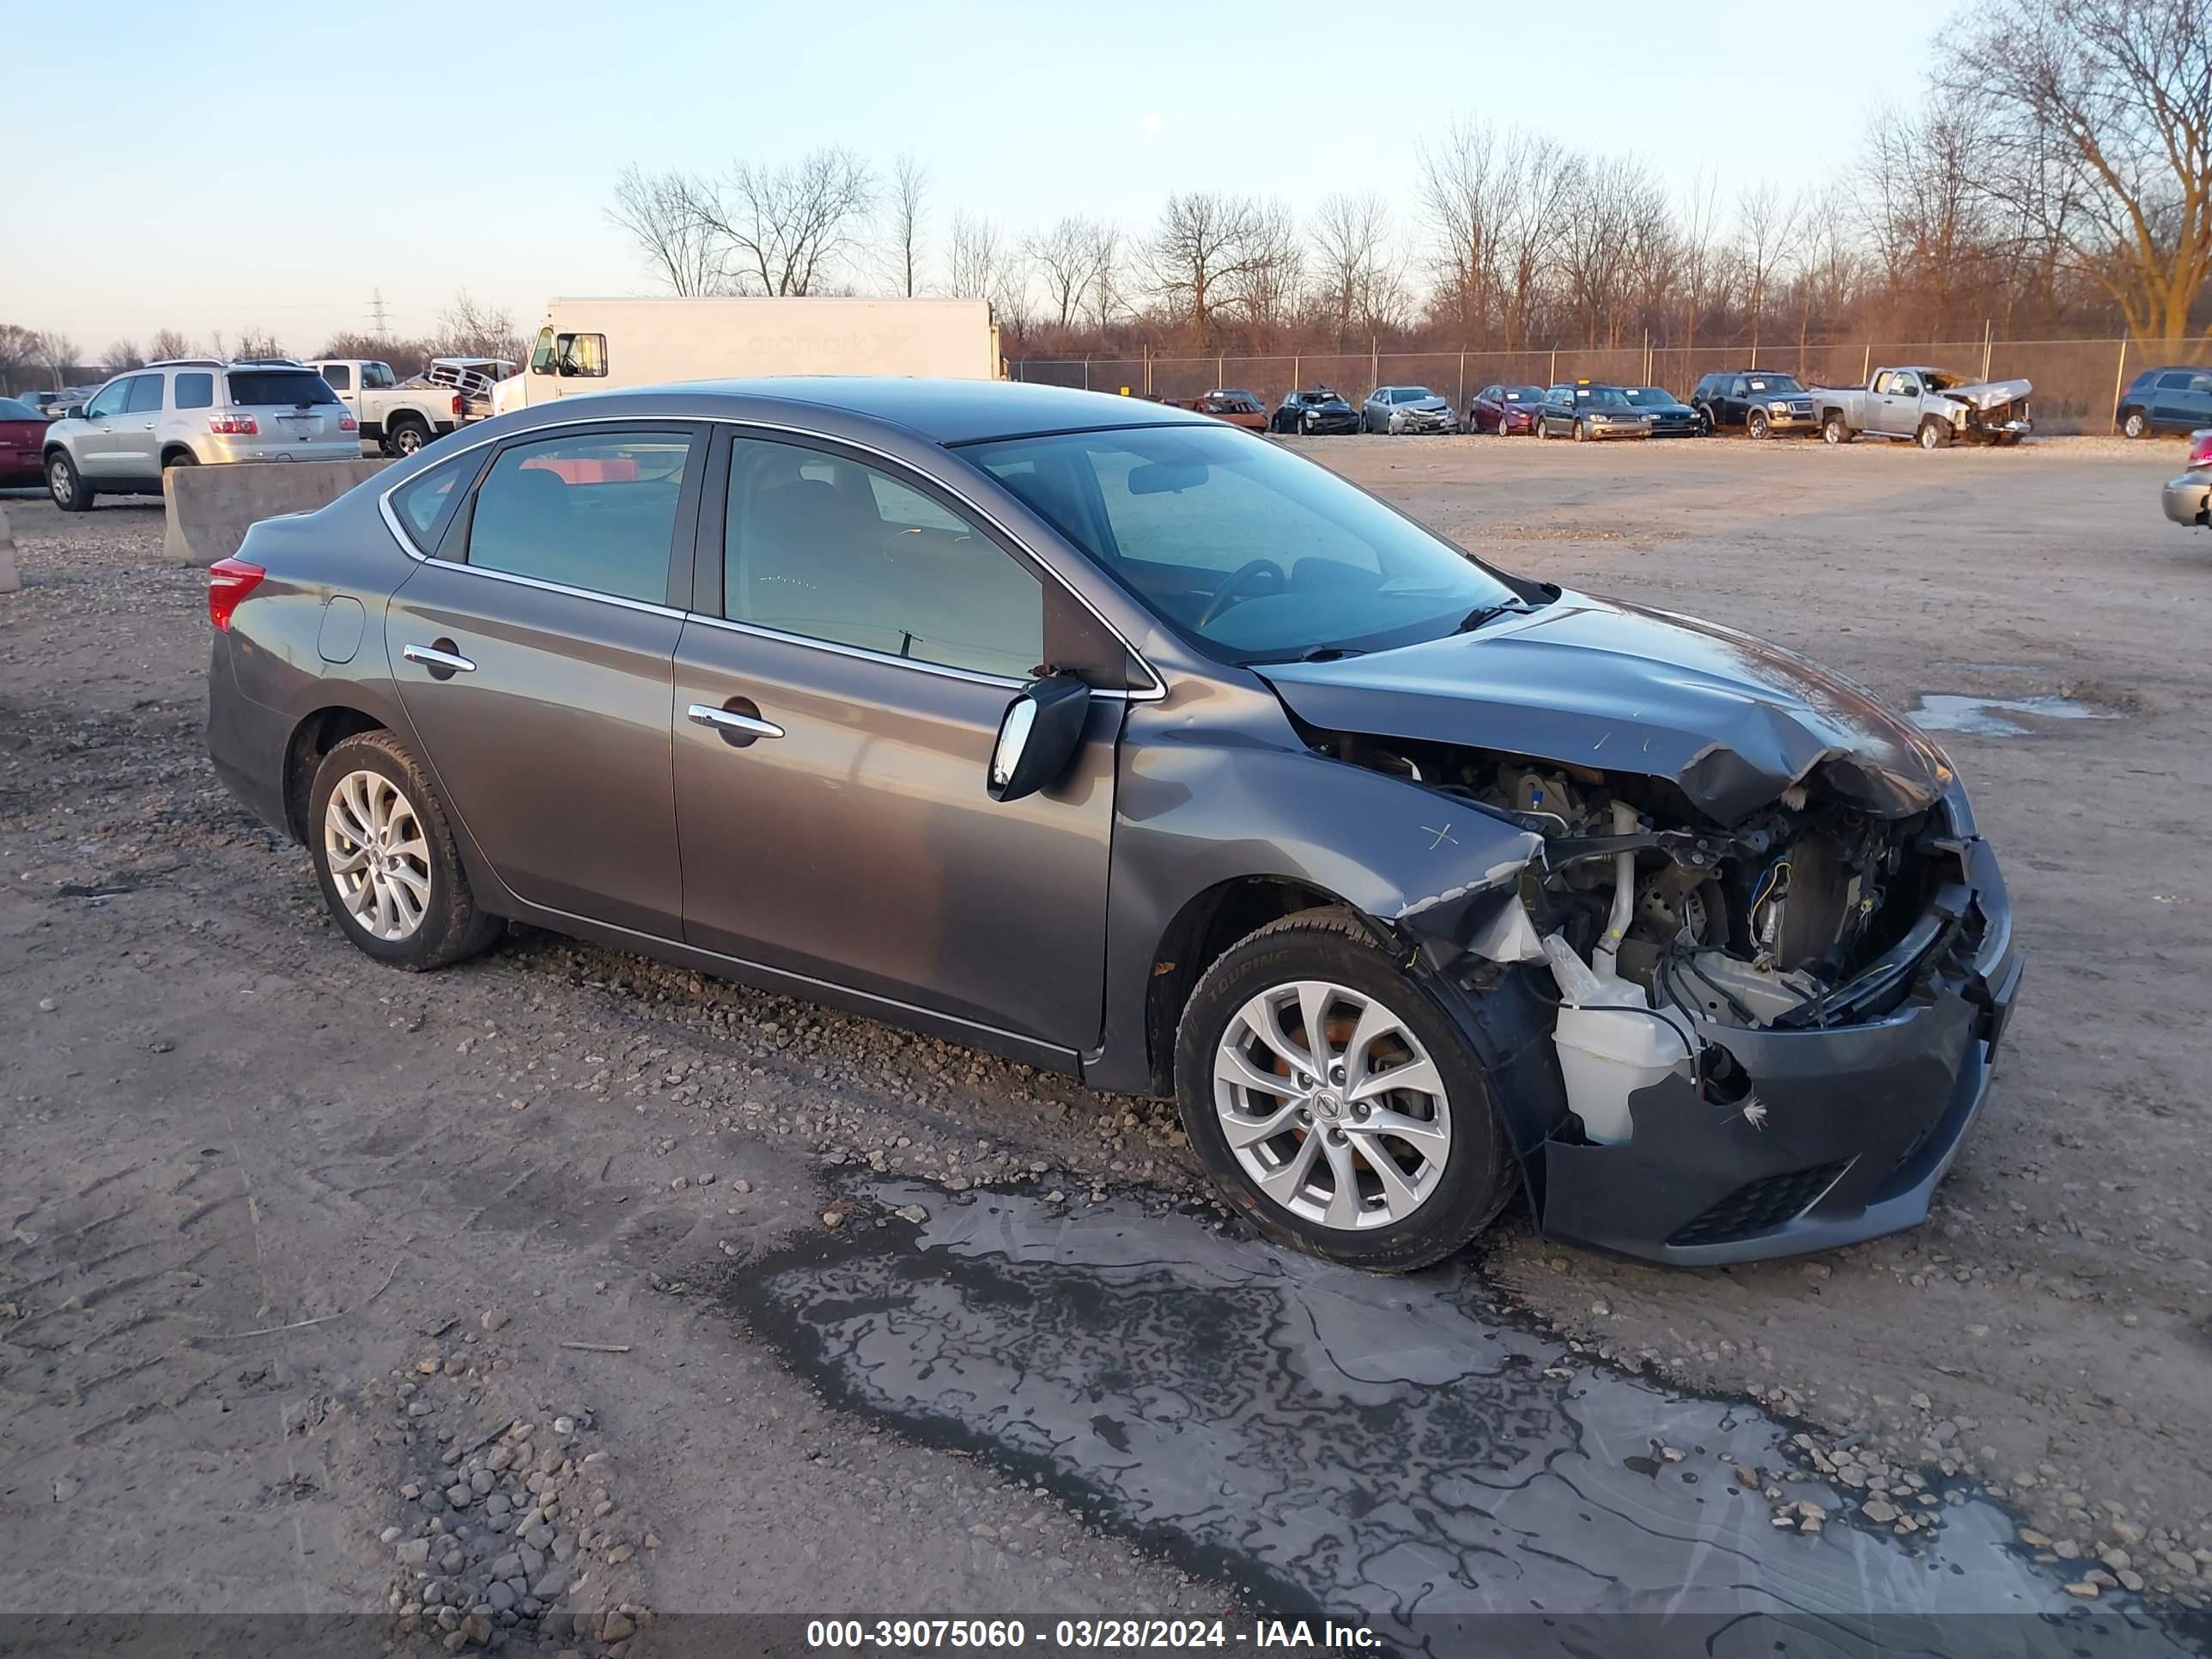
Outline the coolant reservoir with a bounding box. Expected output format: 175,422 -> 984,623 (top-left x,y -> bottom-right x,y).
1541,935 -> 1695,1145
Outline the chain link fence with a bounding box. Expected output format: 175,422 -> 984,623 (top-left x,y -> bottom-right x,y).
1012,338 -> 2212,434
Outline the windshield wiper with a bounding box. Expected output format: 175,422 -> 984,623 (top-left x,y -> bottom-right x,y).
1297,646 -> 1365,662
1454,601 -> 1531,634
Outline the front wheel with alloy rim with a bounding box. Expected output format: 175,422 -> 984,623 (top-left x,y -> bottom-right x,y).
1572,420 -> 1588,442
1747,410 -> 1770,440
47,452 -> 93,512
309,731 -> 501,969
1175,909 -> 1516,1272
1822,413 -> 1853,445
1917,418 -> 1951,450
386,420 -> 429,457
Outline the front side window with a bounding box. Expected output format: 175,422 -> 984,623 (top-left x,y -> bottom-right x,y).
530,328 -> 556,373
725,437 -> 1042,678
174,372 -> 214,410
321,363 -> 352,391
968,423 -> 1522,665
465,430 -> 691,603
125,375 -> 166,414
85,380 -> 130,420
557,333 -> 607,377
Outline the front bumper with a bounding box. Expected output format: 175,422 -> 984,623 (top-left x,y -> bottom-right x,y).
1759,410 -> 1820,434
2162,471 -> 2210,526
1303,416 -> 1359,434
1647,416 -> 1702,437
1533,836 -> 2021,1266
1395,413 -> 1458,434
1583,422 -> 1651,440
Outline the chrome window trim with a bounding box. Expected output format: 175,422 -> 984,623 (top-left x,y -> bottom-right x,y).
375,411 -> 1167,702
682,611 -> 1039,694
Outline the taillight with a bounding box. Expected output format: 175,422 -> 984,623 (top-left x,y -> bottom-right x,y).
2190,429 -> 2212,468
208,558 -> 266,631
450,392 -> 464,417
339,413 -> 359,433
210,413 -> 258,435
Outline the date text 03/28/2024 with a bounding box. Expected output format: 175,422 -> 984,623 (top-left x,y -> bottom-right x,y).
804,1619 -> 1380,1650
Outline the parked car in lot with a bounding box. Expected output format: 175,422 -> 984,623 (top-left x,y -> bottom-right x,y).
41,358 -> 360,511
1621,386 -> 1702,437
1171,389 -> 1269,432
204,377 -> 2020,1270
1691,370 -> 1818,439
2116,365 -> 2212,440
1361,386 -> 1457,434
1271,387 -> 1358,434
1810,367 -> 2033,449
2160,428 -> 2212,526
307,358 -> 474,456
0,395 -> 52,487
1468,384 -> 1545,434
1533,381 -> 1651,441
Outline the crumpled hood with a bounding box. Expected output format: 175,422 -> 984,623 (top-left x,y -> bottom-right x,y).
1260,592 -> 1955,824
1935,377 -> 2032,411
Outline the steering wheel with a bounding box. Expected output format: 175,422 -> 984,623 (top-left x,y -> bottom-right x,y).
1195,559 -> 1286,629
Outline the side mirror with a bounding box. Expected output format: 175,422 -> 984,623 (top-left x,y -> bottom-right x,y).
988,673 -> 1091,803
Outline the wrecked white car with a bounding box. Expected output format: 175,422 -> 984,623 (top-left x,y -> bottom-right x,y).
1812,367 -> 2033,449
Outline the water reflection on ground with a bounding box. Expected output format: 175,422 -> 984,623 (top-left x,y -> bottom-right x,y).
727,1182 -> 2201,1657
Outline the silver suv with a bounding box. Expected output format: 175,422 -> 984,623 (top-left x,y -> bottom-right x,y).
42,358 -> 362,512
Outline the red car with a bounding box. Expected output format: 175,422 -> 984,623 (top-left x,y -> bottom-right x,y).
0,396 -> 52,487
1468,383 -> 1546,434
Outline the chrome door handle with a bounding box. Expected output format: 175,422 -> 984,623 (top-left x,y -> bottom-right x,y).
403,643 -> 476,674
687,702 -> 784,739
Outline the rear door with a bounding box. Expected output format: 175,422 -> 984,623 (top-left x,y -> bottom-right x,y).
386,423 -> 703,938
672,429 -> 1121,1053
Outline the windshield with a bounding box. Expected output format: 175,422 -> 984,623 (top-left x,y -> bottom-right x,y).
964,425 -> 1523,664
1922,369 -> 1966,391
227,370 -> 341,408
1501,386 -> 1539,402
1744,375 -> 1805,395
1623,386 -> 1671,404
1571,386 -> 1631,407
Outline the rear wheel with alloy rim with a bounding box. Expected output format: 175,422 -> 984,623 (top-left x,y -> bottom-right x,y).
1822,413 -> 1852,445
2122,410 -> 2148,439
1175,909 -> 1516,1272
309,731 -> 501,969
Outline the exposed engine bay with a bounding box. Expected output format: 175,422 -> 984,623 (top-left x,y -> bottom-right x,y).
1317,731 -> 1962,1146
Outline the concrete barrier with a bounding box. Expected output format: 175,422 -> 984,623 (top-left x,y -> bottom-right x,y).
162,459 -> 392,566
0,501 -> 19,593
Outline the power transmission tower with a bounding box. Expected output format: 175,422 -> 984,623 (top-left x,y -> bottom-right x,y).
370,289 -> 390,340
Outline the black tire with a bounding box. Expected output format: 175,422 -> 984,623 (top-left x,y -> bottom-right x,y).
2121,409 -> 2148,440
46,450 -> 93,512
1917,417 -> 1951,451
309,730 -> 502,971
1747,409 -> 1770,441
1821,412 -> 1852,446
1174,908 -> 1518,1273
1532,415 -> 1549,441
386,418 -> 430,457
1571,419 -> 1588,442
163,450 -> 198,471
1694,404 -> 1716,434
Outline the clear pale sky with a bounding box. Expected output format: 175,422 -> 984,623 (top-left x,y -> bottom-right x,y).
5,0 -> 1941,354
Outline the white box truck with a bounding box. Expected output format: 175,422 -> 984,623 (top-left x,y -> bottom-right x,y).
494,296 -> 1001,413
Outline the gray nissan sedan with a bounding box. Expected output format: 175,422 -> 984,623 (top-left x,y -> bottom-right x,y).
205,380 -> 2021,1270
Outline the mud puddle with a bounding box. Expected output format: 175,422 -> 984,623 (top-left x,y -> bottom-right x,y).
1911,693 -> 2123,735
726,1181 -> 2203,1656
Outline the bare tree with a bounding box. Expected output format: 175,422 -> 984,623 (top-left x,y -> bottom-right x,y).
606,165 -> 725,295
1417,120 -> 1512,340
32,331 -> 80,387
946,210 -> 1006,302
1024,216 -> 1110,331
146,328 -> 196,362
690,149 -> 875,296
1491,133 -> 1577,350
1942,0 -> 2212,345
1558,155 -> 1667,346
885,155 -> 928,297
1144,192 -> 1270,346
0,323 -> 33,392
100,340 -> 145,374
1312,191 -> 1400,349
1676,170 -> 1730,356
1082,223 -> 1127,334
1237,200 -> 1308,346
435,293 -> 524,362
1734,182 -> 1805,350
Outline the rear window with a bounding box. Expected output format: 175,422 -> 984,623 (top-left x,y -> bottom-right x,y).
0,397 -> 42,420
227,370 -> 340,408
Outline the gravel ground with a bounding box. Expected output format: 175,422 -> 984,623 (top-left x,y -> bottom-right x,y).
1,429 -> 2207,1628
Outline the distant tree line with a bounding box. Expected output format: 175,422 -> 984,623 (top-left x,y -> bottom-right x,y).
0,295 -> 526,396
603,0 -> 2212,359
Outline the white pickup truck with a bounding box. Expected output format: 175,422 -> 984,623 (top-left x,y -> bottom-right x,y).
305,359 -> 472,457
1809,366 -> 2033,449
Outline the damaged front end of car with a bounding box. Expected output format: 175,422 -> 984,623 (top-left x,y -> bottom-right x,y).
1264,599 -> 2024,1265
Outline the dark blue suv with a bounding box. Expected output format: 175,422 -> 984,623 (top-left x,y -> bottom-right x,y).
2116,365 -> 2212,438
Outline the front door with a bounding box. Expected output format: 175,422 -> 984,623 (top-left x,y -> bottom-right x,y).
73,379 -> 132,477
386,423 -> 703,938
672,431 -> 1119,1052
118,372 -> 167,479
